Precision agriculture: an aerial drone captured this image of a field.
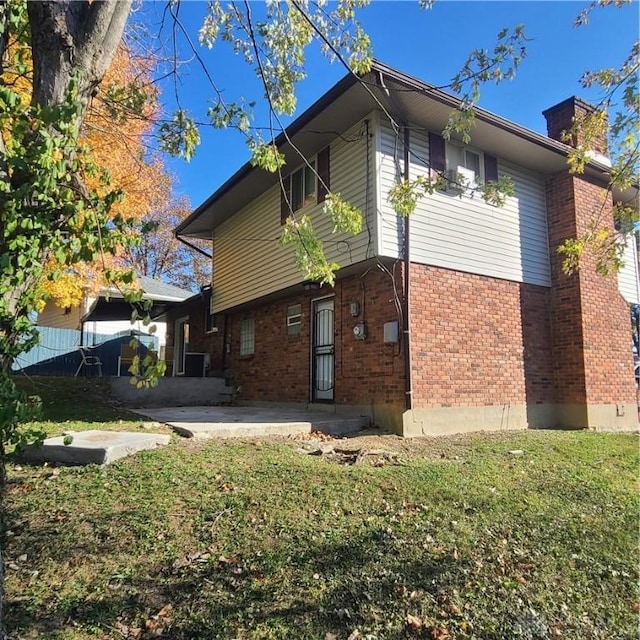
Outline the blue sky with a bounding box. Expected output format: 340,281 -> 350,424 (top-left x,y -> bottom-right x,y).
145,1 -> 639,209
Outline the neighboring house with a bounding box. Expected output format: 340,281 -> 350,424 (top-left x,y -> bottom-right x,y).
38,275 -> 193,347
26,276 -> 193,376
174,61 -> 640,436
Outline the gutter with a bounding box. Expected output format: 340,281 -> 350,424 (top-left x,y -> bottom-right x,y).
177,60 -> 619,238
176,234 -> 213,259
372,62 -> 614,172
175,71 -> 361,237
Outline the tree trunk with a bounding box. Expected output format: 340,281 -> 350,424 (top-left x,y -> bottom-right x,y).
28,0 -> 132,118
1,5 -> 14,636
0,5 -> 133,636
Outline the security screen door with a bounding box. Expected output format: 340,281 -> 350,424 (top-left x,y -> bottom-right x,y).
311,298 -> 334,401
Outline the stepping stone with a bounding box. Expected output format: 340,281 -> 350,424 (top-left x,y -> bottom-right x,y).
21,430 -> 171,466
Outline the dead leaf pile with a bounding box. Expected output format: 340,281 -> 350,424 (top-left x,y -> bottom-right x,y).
296,443 -> 401,466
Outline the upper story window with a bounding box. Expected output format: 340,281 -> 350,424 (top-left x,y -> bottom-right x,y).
462,148 -> 481,177
446,143 -> 483,188
281,146 -> 330,224
291,160 -> 317,212
428,131 -> 498,195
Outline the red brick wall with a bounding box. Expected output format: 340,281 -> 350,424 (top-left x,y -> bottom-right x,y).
165,295 -> 225,374
409,263 -> 555,408
335,265 -> 406,406
543,96 -> 608,155
545,172 -> 588,404
224,265 -> 406,406
546,171 -> 636,407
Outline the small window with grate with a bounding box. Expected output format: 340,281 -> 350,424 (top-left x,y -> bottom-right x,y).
240,318 -> 255,356
287,304 -> 302,336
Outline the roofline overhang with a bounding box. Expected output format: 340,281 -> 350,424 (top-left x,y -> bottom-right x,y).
176,60 -> 628,238
175,71 -> 361,237
372,62 -> 614,176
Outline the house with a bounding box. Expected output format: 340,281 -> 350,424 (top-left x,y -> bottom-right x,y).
173,61 -> 639,436
27,276 -> 193,376
162,285 -> 225,377
37,275 -> 193,347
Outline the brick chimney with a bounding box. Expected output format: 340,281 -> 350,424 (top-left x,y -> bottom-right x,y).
542,97 -> 637,430
543,96 -> 609,156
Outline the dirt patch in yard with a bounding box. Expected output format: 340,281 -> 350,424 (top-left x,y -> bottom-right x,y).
179,426 -> 553,464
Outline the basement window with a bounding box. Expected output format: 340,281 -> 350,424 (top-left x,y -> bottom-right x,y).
239,318 -> 255,356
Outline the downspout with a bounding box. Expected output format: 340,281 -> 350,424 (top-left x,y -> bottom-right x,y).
402,127 -> 413,411
376,69 -> 413,411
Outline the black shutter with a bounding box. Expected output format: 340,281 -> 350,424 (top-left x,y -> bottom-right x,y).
280,174 -> 291,224
484,154 -> 498,182
317,146 -> 330,203
428,132 -> 446,172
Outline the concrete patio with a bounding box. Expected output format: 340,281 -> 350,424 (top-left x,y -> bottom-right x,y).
130,405 -> 369,439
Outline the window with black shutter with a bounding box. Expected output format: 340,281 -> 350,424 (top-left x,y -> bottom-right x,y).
280,147 -> 330,224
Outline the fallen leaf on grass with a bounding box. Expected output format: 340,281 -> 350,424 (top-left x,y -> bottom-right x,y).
144,604 -> 173,637
406,613 -> 423,632
114,620 -> 142,639
429,624 -> 451,640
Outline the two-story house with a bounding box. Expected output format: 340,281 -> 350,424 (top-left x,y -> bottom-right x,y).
173,61 -> 639,436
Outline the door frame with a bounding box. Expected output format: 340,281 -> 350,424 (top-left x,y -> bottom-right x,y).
174,316 -> 190,376
310,295 -> 335,403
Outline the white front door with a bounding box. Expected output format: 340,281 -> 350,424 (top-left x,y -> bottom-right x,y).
312,298 -> 334,401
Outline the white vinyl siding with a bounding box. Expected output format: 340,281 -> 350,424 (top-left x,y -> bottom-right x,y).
377,118 -> 551,287
212,118 -> 375,312
618,234 -> 640,304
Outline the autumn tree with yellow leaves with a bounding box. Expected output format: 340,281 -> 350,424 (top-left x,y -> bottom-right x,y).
43,45 -> 189,306
4,31 -> 199,313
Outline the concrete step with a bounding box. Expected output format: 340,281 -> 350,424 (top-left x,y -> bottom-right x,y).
130,406 -> 369,440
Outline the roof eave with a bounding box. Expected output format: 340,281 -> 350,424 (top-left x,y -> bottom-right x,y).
177,60 -> 629,238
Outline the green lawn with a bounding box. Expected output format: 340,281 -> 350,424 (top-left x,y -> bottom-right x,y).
3,377 -> 639,639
